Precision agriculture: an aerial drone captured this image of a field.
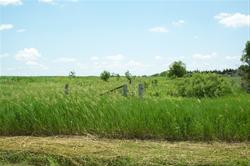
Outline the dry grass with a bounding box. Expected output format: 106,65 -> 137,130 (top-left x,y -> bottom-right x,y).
0,136 -> 249,165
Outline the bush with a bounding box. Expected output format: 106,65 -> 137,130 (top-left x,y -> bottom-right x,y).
176,73 -> 233,98
100,70 -> 110,81
239,65 -> 250,91
168,61 -> 186,78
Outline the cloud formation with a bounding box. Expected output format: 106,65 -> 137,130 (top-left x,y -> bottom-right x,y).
215,13 -> 250,28
106,54 -> 125,61
90,56 -> 99,61
0,24 -> 14,31
149,26 -> 168,33
192,52 -> 217,60
0,0 -> 22,6
225,56 -> 240,60
15,48 -> 41,62
172,20 -> 185,26
38,0 -> 78,5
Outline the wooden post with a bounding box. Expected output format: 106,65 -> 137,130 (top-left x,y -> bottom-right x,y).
64,84 -> 69,95
138,83 -> 144,98
122,84 -> 128,97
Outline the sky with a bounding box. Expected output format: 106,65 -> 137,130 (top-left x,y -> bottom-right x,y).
0,0 -> 249,76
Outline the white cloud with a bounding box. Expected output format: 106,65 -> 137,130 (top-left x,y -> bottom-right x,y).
14,48 -> 48,70
38,0 -> 54,4
214,12 -> 250,28
106,54 -> 125,61
125,60 -> 146,69
15,48 -> 41,62
26,61 -> 39,66
0,0 -> 22,6
149,26 -> 168,33
90,56 -> 99,61
225,56 -> 240,60
0,24 -> 14,31
55,57 -> 76,63
172,20 -> 185,26
77,55 -> 149,75
192,52 -> 217,60
155,56 -> 162,60
38,0 -> 78,5
16,28 -> 26,33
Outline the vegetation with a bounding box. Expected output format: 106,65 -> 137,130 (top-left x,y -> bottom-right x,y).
125,70 -> 133,84
100,70 -> 111,81
239,40 -> 250,91
0,76 -> 249,141
168,61 -> 187,78
0,136 -> 249,166
0,48 -> 249,164
152,68 -> 238,77
241,41 -> 250,65
69,71 -> 76,78
0,43 -> 250,165
176,73 -> 233,98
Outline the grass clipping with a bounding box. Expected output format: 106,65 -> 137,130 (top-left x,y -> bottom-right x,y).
0,136 -> 249,166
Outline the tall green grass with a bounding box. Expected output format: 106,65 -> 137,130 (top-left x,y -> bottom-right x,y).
0,76 -> 249,141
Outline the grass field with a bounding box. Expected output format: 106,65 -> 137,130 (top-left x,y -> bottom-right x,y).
0,136 -> 249,166
0,76 -> 249,141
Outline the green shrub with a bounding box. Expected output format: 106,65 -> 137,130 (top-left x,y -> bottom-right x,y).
177,73 -> 233,98
100,70 -> 111,81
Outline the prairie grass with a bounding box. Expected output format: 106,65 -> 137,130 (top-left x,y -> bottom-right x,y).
0,76 -> 249,141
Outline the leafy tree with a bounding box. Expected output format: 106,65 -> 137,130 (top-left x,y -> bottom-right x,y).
241,41 -> 250,65
239,41 -> 250,91
125,70 -> 132,84
168,61 -> 186,78
69,71 -> 76,77
100,70 -> 111,81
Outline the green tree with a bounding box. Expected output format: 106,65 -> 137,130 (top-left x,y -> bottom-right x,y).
168,61 -> 186,78
125,70 -> 132,84
239,41 -> 250,91
241,41 -> 250,65
69,71 -> 76,77
100,70 -> 111,82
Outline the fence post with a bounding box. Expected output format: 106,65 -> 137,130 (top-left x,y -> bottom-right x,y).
122,84 -> 128,97
64,84 -> 69,95
138,83 -> 144,98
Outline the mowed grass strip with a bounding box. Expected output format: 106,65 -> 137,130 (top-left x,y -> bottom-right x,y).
0,136 -> 249,166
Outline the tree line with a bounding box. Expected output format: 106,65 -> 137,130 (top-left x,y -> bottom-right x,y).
71,41 -> 250,92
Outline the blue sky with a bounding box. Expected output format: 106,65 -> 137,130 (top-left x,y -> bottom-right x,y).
0,0 -> 249,76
